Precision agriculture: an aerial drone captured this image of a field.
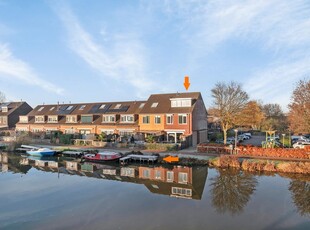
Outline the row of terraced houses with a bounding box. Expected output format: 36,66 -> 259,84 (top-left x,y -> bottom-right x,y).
4,92 -> 208,146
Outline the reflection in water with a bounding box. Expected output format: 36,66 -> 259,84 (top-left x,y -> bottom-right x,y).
0,153 -> 208,200
289,180 -> 310,217
210,168 -> 258,215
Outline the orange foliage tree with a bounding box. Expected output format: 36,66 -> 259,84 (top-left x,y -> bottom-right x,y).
236,101 -> 265,130
288,79 -> 310,134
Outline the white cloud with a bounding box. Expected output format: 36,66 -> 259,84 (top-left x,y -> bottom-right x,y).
0,44 -> 64,95
54,5 -> 155,98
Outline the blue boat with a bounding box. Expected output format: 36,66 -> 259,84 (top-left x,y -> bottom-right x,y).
26,148 -> 55,156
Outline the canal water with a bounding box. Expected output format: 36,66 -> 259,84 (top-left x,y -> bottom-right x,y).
0,153 -> 309,230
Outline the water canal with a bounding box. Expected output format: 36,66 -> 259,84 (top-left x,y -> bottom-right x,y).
0,153 -> 309,229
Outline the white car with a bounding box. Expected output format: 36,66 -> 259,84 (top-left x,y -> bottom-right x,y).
293,141 -> 310,149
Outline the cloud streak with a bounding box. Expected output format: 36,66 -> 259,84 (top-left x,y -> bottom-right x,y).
0,44 -> 64,95
54,5 -> 155,98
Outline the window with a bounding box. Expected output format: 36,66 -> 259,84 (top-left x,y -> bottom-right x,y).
50,107 -> 55,111
119,130 -> 133,136
1,107 -> 8,112
47,116 -> 58,123
66,116 -> 77,123
99,104 -> 106,109
178,172 -> 188,184
178,114 -> 187,124
172,187 -> 192,197
121,115 -> 134,123
114,104 -> 121,109
120,168 -> 135,177
151,102 -> 158,108
81,115 -> 92,123
143,169 -> 150,178
142,116 -> 150,124
19,116 -> 28,123
65,129 -> 75,134
155,170 -> 161,179
154,116 -> 161,124
166,114 -> 173,124
171,98 -> 192,108
38,107 -> 44,111
35,116 -> 45,123
167,171 -> 174,182
0,116 -> 7,124
139,103 -> 145,108
102,115 -> 115,123
66,105 -> 74,111
32,128 -> 43,133
79,105 -> 86,110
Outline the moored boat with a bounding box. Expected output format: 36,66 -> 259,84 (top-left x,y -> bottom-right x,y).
82,151 -> 122,162
26,148 -> 55,157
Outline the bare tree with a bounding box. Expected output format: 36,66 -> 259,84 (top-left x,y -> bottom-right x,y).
211,82 -> 249,144
288,79 -> 310,133
0,91 -> 6,103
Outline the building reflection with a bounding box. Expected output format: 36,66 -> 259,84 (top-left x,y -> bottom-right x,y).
0,153 -> 208,200
289,179 -> 310,217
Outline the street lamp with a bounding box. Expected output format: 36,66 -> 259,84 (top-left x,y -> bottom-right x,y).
282,133 -> 285,148
234,129 -> 238,154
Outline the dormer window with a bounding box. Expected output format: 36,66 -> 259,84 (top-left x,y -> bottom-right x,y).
81,115 -> 92,123
66,115 -> 77,123
35,116 -> 45,123
120,115 -> 134,123
48,116 -> 58,123
1,106 -> 8,112
171,98 -> 192,107
151,102 -> 158,108
19,116 -> 28,123
102,115 -> 115,123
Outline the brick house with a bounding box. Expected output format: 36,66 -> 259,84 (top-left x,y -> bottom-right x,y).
0,102 -> 32,130
16,92 -> 208,146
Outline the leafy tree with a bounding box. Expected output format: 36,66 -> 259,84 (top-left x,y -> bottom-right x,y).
288,79 -> 310,133
0,91 -> 5,103
261,103 -> 288,132
237,101 -> 265,130
211,82 -> 249,144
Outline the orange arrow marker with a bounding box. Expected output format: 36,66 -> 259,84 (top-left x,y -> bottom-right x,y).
183,76 -> 190,90
164,155 -> 179,163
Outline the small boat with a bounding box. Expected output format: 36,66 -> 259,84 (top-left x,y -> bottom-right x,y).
82,151 -> 122,162
26,148 -> 55,156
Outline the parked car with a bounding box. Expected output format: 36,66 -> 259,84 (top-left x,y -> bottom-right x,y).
243,133 -> 252,138
293,141 -> 310,149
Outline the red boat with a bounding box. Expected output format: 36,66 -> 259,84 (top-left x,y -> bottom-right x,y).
82,151 -> 122,162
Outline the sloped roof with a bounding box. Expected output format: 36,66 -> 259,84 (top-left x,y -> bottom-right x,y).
140,92 -> 202,114
26,101 -> 147,116
0,102 -> 27,116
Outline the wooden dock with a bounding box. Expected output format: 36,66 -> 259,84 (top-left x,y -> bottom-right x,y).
120,154 -> 158,165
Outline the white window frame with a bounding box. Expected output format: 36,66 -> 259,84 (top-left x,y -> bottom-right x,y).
142,115 -> 150,124
66,115 -> 77,123
38,107 -> 44,111
155,170 -> 161,179
178,172 -> 188,184
166,114 -> 173,124
178,114 -> 187,124
114,104 -> 121,109
154,115 -> 161,124
35,116 -> 45,123
102,115 -> 115,123
151,102 -> 158,108
143,169 -> 150,178
120,115 -> 134,123
167,171 -> 174,182
47,116 -> 58,123
19,116 -> 28,123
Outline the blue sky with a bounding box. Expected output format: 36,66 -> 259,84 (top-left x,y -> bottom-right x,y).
0,0 -> 310,111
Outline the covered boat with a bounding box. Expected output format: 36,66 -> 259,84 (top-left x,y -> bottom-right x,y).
82,151 -> 122,162
26,148 -> 55,156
